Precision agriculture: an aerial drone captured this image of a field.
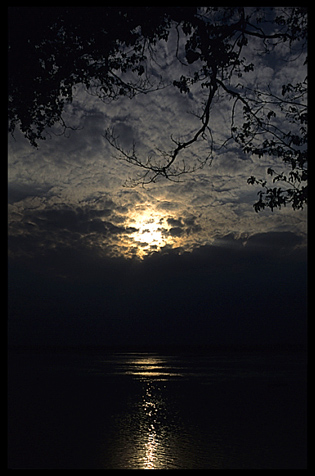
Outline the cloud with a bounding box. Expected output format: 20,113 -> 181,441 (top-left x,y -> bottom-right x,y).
167,217 -> 184,227
245,231 -> 304,251
167,226 -> 185,237
8,17 -> 307,268
8,183 -> 53,205
163,215 -> 202,239
8,229 -> 307,347
8,199 -> 142,262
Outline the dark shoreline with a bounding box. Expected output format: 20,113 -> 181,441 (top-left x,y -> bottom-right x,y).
8,342 -> 307,356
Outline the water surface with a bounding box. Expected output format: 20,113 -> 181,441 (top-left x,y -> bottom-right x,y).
8,349 -> 307,469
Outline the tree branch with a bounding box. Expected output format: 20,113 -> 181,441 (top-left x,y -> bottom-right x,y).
104,74 -> 217,185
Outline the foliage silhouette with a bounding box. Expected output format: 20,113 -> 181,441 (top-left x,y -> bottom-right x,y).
8,7 -> 307,211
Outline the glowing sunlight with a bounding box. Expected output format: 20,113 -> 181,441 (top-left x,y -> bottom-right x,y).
135,218 -> 164,246
127,209 -> 170,257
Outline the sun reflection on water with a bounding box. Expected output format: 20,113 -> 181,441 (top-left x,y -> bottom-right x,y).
99,354 -> 205,469
100,355 -> 186,469
139,382 -> 162,469
124,355 -> 183,381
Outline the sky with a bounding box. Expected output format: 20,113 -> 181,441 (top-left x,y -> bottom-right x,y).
8,8 -> 307,349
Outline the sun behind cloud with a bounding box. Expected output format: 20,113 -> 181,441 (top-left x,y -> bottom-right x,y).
118,203 -> 208,259
128,210 -> 167,257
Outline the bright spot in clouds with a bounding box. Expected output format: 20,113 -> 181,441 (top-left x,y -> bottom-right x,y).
136,220 -> 163,245
126,209 -> 172,257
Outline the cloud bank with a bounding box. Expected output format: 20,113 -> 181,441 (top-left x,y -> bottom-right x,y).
8,230 -> 307,348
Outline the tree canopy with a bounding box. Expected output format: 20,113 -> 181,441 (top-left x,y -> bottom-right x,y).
8,7 -> 307,211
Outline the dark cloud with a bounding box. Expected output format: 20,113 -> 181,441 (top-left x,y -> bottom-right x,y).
164,215 -> 202,238
167,217 -> 184,227
167,226 -> 184,237
8,203 -> 139,261
8,183 -> 53,204
110,120 -> 138,149
183,216 -> 202,235
212,233 -> 246,249
245,231 -> 303,250
30,207 -> 114,234
8,229 -> 307,349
